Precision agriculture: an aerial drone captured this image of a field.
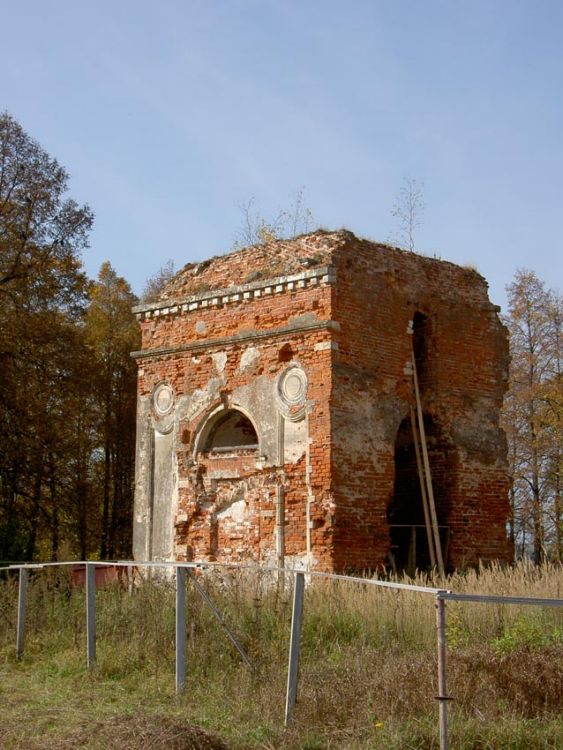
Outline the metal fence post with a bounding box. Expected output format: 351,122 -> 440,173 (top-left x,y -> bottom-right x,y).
285,571 -> 305,726
176,566 -> 187,692
16,567 -> 29,660
86,563 -> 96,669
436,594 -> 448,750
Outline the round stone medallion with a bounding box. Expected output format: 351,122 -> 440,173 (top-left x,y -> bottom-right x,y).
153,382 -> 175,417
276,365 -> 307,420
281,369 -> 306,404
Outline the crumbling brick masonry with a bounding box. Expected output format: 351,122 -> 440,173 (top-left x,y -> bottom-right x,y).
132,230 -> 511,572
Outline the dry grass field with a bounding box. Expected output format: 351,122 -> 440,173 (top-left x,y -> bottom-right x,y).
1,562 -> 562,749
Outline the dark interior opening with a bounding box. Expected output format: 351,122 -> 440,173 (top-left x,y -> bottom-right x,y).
412,311 -> 433,392
387,415 -> 453,574
204,410 -> 259,453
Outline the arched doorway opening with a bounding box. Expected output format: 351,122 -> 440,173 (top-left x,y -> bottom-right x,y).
387,414 -> 454,573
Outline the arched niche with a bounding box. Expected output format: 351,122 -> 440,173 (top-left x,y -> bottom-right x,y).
189,406 -> 262,563
194,407 -> 260,456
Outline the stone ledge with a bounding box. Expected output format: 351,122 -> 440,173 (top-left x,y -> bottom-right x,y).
131,319 -> 340,360
133,266 -> 336,321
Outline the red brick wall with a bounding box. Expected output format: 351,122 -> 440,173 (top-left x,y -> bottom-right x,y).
329,237 -> 511,571
135,267 -> 336,569
133,231 -> 511,573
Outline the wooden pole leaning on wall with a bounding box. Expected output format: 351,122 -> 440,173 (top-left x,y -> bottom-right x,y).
16,567 -> 29,660
285,571 -> 305,726
176,566 -> 187,693
411,351 -> 445,577
85,562 -> 97,670
410,406 -> 437,570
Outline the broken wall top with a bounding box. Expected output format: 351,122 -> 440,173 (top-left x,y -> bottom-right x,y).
132,230 -> 498,317
153,231 -> 342,302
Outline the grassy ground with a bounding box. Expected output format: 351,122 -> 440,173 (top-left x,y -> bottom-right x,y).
0,562 -> 562,749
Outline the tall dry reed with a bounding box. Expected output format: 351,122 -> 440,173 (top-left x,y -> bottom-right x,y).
0,561 -> 561,749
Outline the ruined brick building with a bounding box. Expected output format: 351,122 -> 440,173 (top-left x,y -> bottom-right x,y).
132,230 -> 512,573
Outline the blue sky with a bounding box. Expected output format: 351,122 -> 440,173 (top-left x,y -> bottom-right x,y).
4,0 -> 562,308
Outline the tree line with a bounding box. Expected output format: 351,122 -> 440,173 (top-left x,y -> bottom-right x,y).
0,113 -> 138,562
0,113 -> 561,563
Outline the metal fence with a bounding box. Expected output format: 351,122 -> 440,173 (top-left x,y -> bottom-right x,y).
3,558 -> 562,750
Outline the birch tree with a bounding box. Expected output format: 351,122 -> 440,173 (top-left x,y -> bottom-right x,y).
391,178 -> 425,252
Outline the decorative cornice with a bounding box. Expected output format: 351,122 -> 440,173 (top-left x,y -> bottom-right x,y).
133,266 -> 336,321
131,319 -> 340,360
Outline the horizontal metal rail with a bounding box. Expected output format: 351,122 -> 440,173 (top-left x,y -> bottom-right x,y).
438,591 -> 563,607
3,560 -> 446,595
3,559 -> 563,607
308,569 -> 445,595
